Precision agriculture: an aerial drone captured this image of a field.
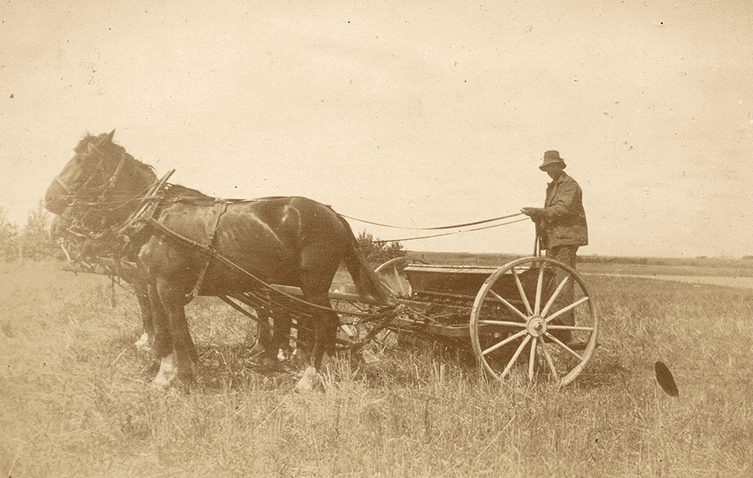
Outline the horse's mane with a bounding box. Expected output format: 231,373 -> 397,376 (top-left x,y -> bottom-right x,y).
163,184 -> 214,203
161,185 -> 278,206
73,132 -> 232,205
74,133 -> 106,153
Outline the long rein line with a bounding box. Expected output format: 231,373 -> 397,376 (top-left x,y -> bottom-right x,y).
342,212 -> 528,243
341,212 -> 524,230
371,217 -> 530,243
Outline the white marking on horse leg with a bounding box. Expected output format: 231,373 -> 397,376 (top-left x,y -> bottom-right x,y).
295,365 -> 322,392
295,351 -> 335,392
152,353 -> 177,388
318,353 -> 338,388
134,332 -> 150,351
320,352 -> 332,372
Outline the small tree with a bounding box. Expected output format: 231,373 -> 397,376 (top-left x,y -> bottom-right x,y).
0,207 -> 19,261
356,230 -> 406,266
19,200 -> 57,261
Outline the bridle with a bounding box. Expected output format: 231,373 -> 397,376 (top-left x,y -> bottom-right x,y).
53,141 -> 129,206
52,139 -> 160,265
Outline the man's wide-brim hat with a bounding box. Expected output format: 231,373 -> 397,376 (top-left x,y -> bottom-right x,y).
540,150 -> 567,170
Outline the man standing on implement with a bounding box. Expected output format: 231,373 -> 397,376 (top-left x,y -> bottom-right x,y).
521,150 -> 588,343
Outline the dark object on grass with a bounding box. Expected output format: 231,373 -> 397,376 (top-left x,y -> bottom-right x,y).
654,361 -> 679,397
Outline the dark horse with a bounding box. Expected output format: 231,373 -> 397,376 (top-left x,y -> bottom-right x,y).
44,130 -> 389,390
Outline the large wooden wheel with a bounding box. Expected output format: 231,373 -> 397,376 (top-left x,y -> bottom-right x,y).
469,257 -> 598,387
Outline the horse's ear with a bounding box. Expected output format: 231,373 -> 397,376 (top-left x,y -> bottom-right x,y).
107,129 -> 115,141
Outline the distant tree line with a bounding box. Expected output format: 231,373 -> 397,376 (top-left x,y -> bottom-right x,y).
578,256 -> 651,265
0,201 -> 59,262
356,230 -> 406,267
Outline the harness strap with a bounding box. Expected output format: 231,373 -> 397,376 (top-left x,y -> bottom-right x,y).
191,199 -> 228,298
53,175 -> 76,195
102,152 -> 128,199
144,217 -> 395,317
53,149 -> 128,204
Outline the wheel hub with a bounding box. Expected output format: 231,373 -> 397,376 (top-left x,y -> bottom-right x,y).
526,316 -> 547,337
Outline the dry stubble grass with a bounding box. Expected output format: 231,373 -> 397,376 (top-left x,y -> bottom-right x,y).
1,262 -> 752,477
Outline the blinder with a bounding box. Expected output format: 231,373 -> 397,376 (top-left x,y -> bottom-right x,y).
53,140 -> 128,205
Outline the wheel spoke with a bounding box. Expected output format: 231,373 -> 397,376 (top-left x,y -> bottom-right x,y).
479,319 -> 527,328
534,260 -> 545,315
544,333 -> 583,360
541,274 -> 570,317
547,325 -> 594,332
511,267 -> 533,316
482,329 -> 528,355
489,290 -> 529,322
499,335 -> 531,378
544,296 -> 590,323
538,336 -> 560,382
528,336 -> 537,380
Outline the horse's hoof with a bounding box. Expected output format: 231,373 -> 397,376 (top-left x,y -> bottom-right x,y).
292,349 -> 312,367
151,375 -> 171,390
152,353 -> 178,387
259,356 -> 279,369
151,371 -> 193,391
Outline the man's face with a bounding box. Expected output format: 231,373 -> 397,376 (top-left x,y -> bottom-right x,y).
544,167 -> 564,180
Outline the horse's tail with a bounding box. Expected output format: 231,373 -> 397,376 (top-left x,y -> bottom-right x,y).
339,217 -> 392,306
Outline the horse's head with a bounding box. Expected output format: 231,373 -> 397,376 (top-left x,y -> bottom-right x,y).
44,130 -> 157,225
45,130 -> 118,215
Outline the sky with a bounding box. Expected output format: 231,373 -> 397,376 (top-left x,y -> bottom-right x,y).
1,0 -> 752,258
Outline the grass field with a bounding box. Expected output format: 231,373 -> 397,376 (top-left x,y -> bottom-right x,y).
1,260 -> 752,477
